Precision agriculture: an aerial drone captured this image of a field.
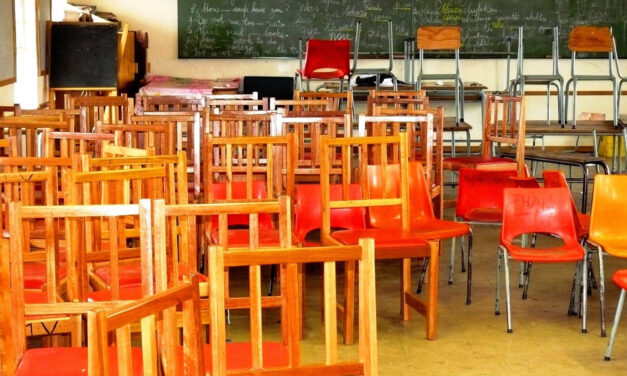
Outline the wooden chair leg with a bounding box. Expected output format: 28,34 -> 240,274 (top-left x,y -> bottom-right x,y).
342,260 -> 356,345
401,258 -> 412,321
426,240 -> 440,340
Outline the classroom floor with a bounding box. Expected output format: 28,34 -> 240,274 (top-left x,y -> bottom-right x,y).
226,169 -> 627,376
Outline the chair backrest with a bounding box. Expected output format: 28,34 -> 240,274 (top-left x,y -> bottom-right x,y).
517,26 -> 561,77
130,112 -> 202,198
302,39 -> 351,78
357,113 -> 436,188
138,94 -> 204,113
208,239 -> 377,375
293,90 -> 353,115
87,276 -> 204,376
205,99 -> 269,115
589,175 -> 627,253
367,90 -> 428,115
96,122 -> 176,156
542,170 -> 586,237
482,94 -> 526,177
0,115 -> 73,157
69,94 -> 130,132
569,26 -> 613,53
204,111 -> 277,137
269,98 -> 331,114
320,133 -> 412,242
42,129 -> 115,159
367,161 -> 435,229
13,106 -> 82,132
293,184 -> 365,244
276,114 -> 351,181
501,188 -> 581,249
417,26 -> 461,50
456,168 -> 518,220
203,133 -> 293,200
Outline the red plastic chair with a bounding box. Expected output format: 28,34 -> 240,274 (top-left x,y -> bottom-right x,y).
367,162 -> 474,304
293,184 -> 365,246
496,188 -> 586,333
296,39 -> 351,91
543,170 -> 589,240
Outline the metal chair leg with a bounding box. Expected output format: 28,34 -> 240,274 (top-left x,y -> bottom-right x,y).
449,237 -> 456,284
582,249 -> 588,333
604,289 -> 626,360
504,248 -> 513,333
495,247 -> 502,315
599,247 -> 607,337
416,257 -> 429,294
466,231 -> 473,305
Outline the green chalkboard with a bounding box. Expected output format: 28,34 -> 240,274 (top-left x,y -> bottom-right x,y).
177,0 -> 627,59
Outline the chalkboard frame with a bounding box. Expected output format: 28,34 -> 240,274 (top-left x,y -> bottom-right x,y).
0,0 -> 17,87
36,0 -> 51,76
48,22 -> 119,89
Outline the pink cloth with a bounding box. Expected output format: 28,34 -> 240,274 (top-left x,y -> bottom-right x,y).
138,74 -> 240,96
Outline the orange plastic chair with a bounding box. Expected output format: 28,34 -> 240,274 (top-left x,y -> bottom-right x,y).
589,174 -> 627,338
367,161 -> 473,304
295,39 -> 351,91
496,188 -> 586,333
604,269 -> 627,360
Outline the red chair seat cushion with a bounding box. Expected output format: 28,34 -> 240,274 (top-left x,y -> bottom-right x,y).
296,68 -> 347,80
15,347 -> 143,376
503,243 -> 584,263
94,262 -> 205,286
410,220 -> 471,239
331,228 -> 430,259
211,229 -> 283,248
88,285 -> 144,302
200,342 -> 289,371
443,156 -> 515,171
462,207 -> 503,223
23,263 -> 66,290
612,269 -> 627,290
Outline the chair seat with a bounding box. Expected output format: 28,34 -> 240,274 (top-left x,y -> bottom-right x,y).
331,228 -> 430,259
297,68 -> 347,80
199,342 -> 289,371
94,262 -> 205,286
211,229 -> 284,247
461,207 -> 503,223
24,263 -> 66,290
88,285 -> 144,302
590,238 -> 627,258
612,269 -> 627,290
443,156 -> 516,171
16,347 -> 143,376
410,219 -> 471,239
502,242 -> 585,263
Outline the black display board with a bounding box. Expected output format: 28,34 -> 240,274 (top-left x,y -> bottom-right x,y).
178,0 -> 627,59
50,22 -> 118,88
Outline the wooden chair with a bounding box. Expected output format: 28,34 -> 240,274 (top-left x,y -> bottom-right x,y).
0,115 -> 73,157
3,207 -> 203,375
276,113 -> 351,183
69,94 -> 130,132
95,122 -> 176,156
320,132 -> 440,341
207,239 -> 377,375
130,113 -> 202,198
204,111 -> 278,139
565,26 -> 618,127
293,90 -> 353,115
443,94 -> 527,177
13,105 -> 83,133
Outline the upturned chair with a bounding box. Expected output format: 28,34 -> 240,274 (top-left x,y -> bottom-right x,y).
320,132 -> 440,341
295,38 -> 351,92
496,188 -> 587,333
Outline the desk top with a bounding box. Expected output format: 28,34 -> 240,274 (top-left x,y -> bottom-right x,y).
525,120 -> 625,135
420,81 -> 487,91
